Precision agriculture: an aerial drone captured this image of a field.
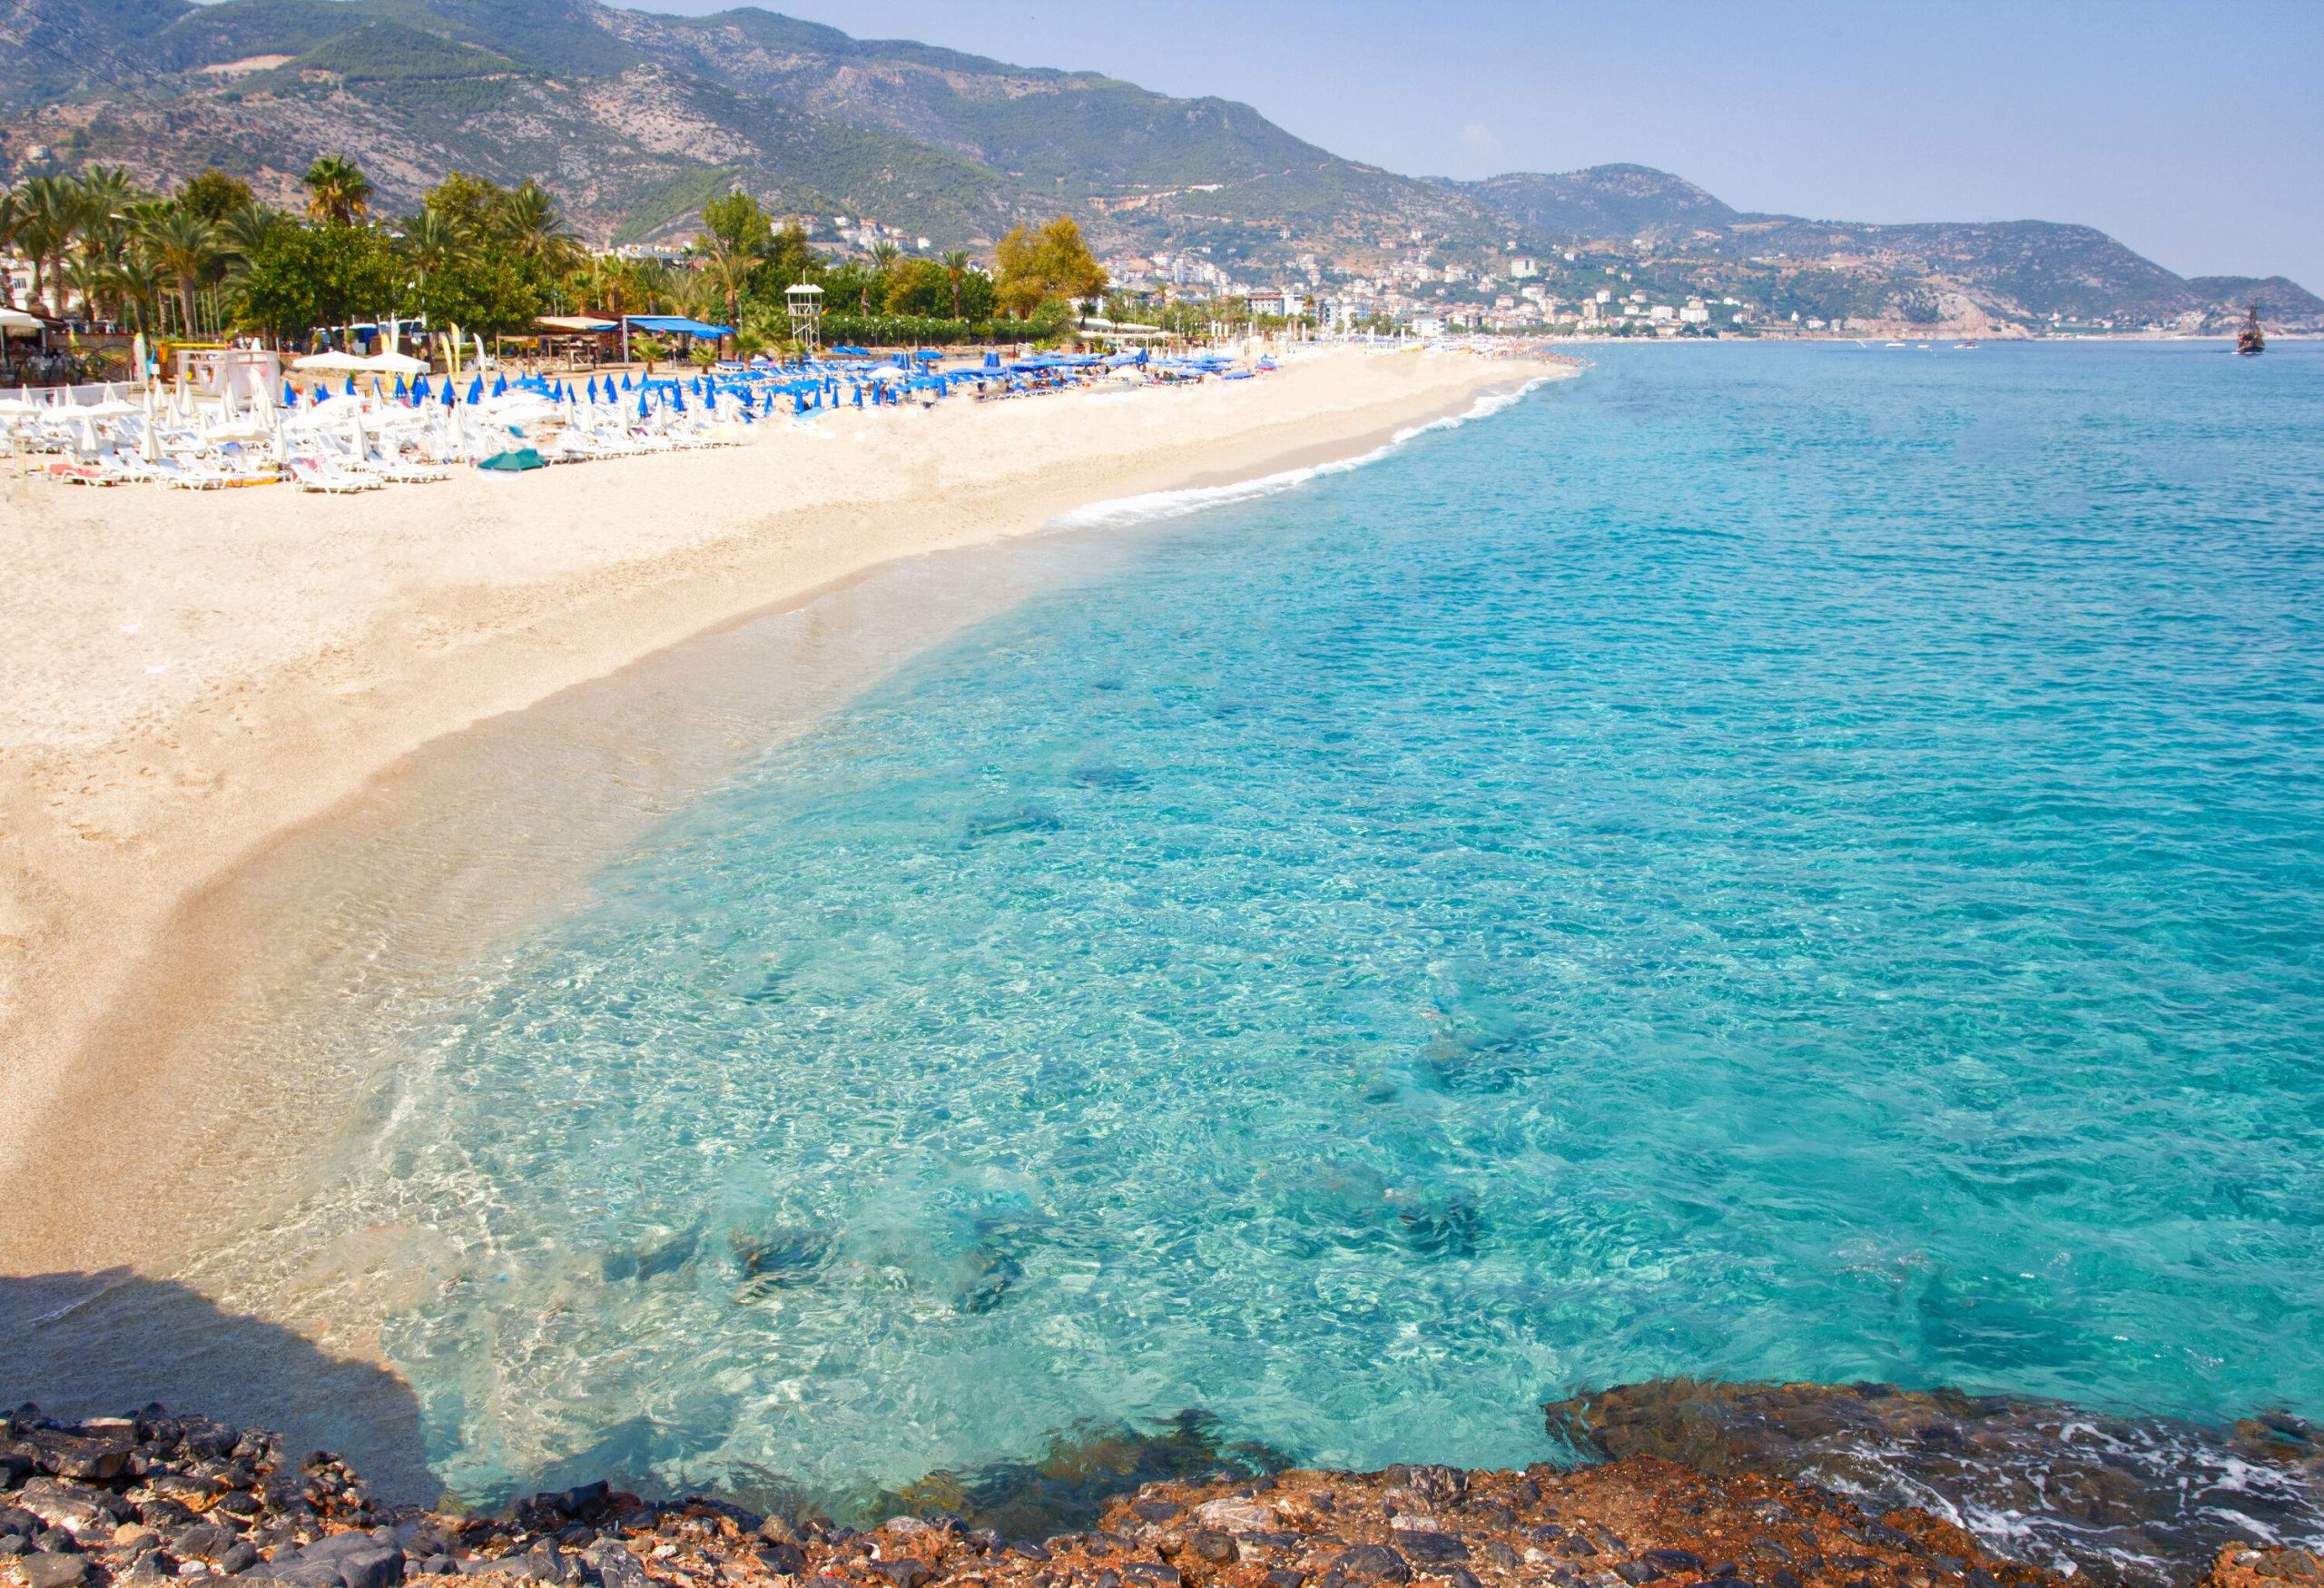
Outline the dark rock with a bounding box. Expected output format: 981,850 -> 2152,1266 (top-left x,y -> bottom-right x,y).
15,1486 -> 113,1544
1330,1545 -> 1413,1584
1477,1542 -> 1521,1571
1643,1551 -> 1706,1575
1135,1503 -> 1187,1524
1615,1563 -> 1666,1584
1189,1530 -> 1237,1564
523,1542 -> 579,1584
0,1506 -> 38,1537
30,1436 -> 132,1484
23,1553 -> 92,1588
756,1542 -> 806,1575
1122,1566 -> 1182,1588
0,1455 -> 33,1489
1438,1572 -> 1482,1588
0,1536 -> 28,1558
135,1498 -> 195,1529
1403,1468 -> 1467,1509
174,1522 -> 236,1561
584,1546 -> 648,1588
802,1578 -> 852,1588
873,1558 -> 935,1588
757,1519 -> 802,1548
1008,1541 -> 1052,1561
1399,1532 -> 1470,1564
222,1541 -> 261,1574
1266,1573 -> 1306,1588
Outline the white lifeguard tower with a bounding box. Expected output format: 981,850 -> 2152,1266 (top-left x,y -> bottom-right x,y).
784,281 -> 824,352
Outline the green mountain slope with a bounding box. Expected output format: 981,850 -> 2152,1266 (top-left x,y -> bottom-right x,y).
0,0 -> 2311,329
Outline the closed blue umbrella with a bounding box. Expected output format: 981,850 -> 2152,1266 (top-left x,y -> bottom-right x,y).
466,377 -> 483,405
393,375 -> 409,401
491,373 -> 508,398
342,376 -> 357,396
281,380 -> 296,408
621,372 -> 634,391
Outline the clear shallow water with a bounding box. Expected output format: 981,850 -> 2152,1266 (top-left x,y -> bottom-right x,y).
301,344 -> 2324,1511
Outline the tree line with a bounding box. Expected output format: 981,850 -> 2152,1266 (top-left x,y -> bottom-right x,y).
0,157 -> 1111,353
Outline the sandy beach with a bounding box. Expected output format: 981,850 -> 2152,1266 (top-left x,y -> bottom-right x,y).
0,346 -> 1565,1271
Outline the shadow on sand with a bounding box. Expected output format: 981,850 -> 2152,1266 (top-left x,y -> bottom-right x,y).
0,1268 -> 436,1504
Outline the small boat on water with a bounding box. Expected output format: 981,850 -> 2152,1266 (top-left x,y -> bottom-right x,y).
2237,302 -> 2265,356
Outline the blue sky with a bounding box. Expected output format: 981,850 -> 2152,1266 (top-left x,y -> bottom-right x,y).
627,0 -> 2323,291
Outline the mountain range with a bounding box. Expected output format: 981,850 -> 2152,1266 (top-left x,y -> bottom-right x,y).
3,0 -> 2315,332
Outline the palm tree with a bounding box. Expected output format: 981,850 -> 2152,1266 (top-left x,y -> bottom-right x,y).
215,203 -> 277,284
111,252 -> 168,336
0,187 -> 24,308
304,155 -> 373,225
499,180 -> 579,271
141,206 -> 220,337
871,239 -> 901,274
940,250 -> 970,320
698,242 -> 755,340
15,174 -> 86,312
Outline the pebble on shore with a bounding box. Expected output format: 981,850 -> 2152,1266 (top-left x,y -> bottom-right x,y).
4,1406 -> 2317,1588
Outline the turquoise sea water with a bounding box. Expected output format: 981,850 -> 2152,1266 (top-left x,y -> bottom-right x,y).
332,344 -> 2324,1511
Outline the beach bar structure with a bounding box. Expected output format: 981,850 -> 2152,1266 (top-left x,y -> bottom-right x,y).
621,313 -> 733,364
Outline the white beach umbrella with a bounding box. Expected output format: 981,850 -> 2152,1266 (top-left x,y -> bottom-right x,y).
360,350 -> 430,376
292,350 -> 369,374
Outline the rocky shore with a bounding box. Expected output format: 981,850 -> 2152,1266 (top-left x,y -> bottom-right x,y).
5,1404 -> 2319,1588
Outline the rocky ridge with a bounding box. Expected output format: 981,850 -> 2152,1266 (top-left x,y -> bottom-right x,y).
5,1406 -> 2319,1588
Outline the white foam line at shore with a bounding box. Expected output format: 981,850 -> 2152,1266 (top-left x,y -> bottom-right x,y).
1049,374 -> 1557,531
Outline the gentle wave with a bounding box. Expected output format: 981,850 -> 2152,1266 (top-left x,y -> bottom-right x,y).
1049,374 -> 1557,529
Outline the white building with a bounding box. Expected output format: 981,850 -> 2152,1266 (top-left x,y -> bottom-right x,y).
1510,258 -> 1540,280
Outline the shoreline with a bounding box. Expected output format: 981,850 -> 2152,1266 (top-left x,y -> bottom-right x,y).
0,348 -> 1571,1276
0,1381 -> 2315,1588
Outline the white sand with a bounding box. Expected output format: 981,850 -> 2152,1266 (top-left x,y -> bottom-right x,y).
0,347 -> 1567,1219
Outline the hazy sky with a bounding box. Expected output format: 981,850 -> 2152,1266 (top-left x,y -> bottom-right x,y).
625,0 -> 2323,291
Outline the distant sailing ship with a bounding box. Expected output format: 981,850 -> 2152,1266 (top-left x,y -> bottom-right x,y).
2237,302 -> 2266,356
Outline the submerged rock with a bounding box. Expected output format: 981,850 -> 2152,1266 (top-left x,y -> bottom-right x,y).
1544,1379 -> 2324,1588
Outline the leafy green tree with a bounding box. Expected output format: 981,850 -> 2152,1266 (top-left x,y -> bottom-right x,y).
766,221 -> 820,292
303,156 -> 374,226
419,171 -> 501,237
699,190 -> 772,258
178,171 -> 255,225
237,219 -> 398,341
881,257 -> 950,317
994,216 -> 1106,319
